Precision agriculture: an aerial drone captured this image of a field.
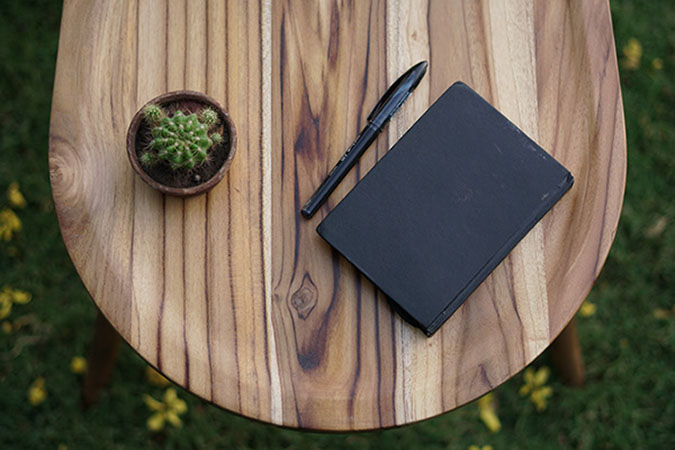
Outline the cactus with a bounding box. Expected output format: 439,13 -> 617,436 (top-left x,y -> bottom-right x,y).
140,105 -> 223,170
210,133 -> 222,144
200,108 -> 218,126
143,104 -> 164,125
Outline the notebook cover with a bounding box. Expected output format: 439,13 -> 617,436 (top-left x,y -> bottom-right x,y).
316,82 -> 574,336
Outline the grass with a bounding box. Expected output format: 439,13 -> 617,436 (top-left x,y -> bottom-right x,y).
1,0 -> 673,448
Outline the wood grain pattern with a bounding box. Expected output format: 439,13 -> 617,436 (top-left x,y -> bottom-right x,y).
49,0 -> 626,430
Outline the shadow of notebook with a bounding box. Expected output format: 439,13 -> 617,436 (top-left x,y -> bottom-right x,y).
317,82 -> 574,336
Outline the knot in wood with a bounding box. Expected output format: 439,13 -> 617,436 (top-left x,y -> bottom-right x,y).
290,274 -> 317,320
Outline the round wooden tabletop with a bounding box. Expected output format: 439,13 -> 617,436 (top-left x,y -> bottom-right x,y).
49,0 -> 626,431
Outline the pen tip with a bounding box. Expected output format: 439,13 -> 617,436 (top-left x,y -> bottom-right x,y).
415,61 -> 428,75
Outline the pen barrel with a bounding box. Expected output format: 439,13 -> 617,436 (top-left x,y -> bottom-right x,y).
301,123 -> 381,218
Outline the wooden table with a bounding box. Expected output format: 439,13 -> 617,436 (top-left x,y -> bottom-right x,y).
49,0 -> 626,430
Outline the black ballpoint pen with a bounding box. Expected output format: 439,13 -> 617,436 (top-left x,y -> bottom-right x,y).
301,61 -> 428,219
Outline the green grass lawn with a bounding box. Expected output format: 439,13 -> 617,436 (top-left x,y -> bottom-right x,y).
1,1 -> 673,448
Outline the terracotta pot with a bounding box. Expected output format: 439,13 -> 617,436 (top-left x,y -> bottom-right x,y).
127,90 -> 237,197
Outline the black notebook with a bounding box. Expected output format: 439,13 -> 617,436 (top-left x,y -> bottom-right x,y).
317,82 -> 574,336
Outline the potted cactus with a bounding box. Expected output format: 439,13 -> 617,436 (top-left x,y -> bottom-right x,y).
127,91 -> 236,196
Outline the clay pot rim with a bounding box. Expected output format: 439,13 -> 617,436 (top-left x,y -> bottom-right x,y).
126,90 -> 237,197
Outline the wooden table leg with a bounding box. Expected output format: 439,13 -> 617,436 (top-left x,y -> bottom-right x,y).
550,319 -> 585,387
82,311 -> 121,407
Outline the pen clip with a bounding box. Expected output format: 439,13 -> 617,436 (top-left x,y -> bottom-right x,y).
366,72 -> 409,122
366,61 -> 428,124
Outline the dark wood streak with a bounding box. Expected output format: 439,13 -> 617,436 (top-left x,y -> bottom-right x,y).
534,2 -> 576,291
284,32 -> 327,377
205,191 -> 213,401
454,302 -> 473,406
156,1 -> 170,373
345,1 -> 374,425
460,1 -> 474,87
157,195 -> 166,370
275,291 -> 303,426
108,6 -> 126,134
326,2 -> 340,73
297,249 -> 342,428
476,0 -> 494,102
286,254 -> 339,374
291,366 -> 303,427
503,258 -> 527,354
347,272 -> 362,426
591,87 -> 619,277
542,28 -> 563,167
479,364 -> 493,389
569,3 -> 618,287
129,0 -> 140,346
133,0 -> 139,127
274,12 -> 287,295
287,20 -> 317,287
226,175 -> 242,411
164,0 -> 169,94
278,7 -> 286,186
181,200 -> 190,388
286,0 -> 346,378
204,0 -> 214,404
275,5 -> 303,427
367,7 -> 386,424
223,0 -> 243,413
504,259 -> 523,326
485,278 -> 514,373
374,286 -> 383,427
389,310 -> 397,421
356,3 -> 372,147
181,0 -> 190,390
184,0 -> 188,88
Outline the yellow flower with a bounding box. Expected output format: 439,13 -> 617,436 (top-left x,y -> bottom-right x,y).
144,388 -> 188,431
530,386 -> 553,411
0,295 -> 11,320
578,301 -> 596,318
520,367 -> 553,411
146,365 -> 171,387
652,58 -> 663,70
468,446 -> 493,450
0,286 -> 32,319
477,392 -> 501,433
0,208 -> 21,241
1,321 -> 12,334
11,288 -> 31,304
622,38 -> 642,70
57,445 -> 68,450
70,356 -> 88,374
28,377 -> 47,406
7,182 -> 26,208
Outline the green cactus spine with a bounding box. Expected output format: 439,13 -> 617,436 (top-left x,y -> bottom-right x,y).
140,106 -> 223,170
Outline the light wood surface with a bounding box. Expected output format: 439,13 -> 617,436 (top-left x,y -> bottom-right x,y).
49,0 -> 626,430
